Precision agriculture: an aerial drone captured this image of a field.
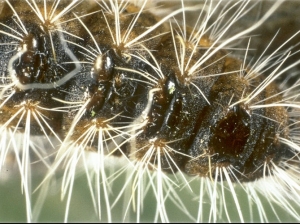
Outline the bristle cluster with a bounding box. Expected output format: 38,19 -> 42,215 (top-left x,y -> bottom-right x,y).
0,0 -> 300,222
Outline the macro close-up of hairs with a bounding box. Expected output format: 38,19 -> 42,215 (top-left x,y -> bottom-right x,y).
0,0 -> 300,222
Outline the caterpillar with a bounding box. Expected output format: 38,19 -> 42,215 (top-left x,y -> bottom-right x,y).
0,0 -> 300,222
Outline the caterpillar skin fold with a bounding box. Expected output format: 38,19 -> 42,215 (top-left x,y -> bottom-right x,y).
0,0 -> 300,222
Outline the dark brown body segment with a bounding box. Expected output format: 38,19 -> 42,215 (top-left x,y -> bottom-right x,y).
0,1 -> 293,182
